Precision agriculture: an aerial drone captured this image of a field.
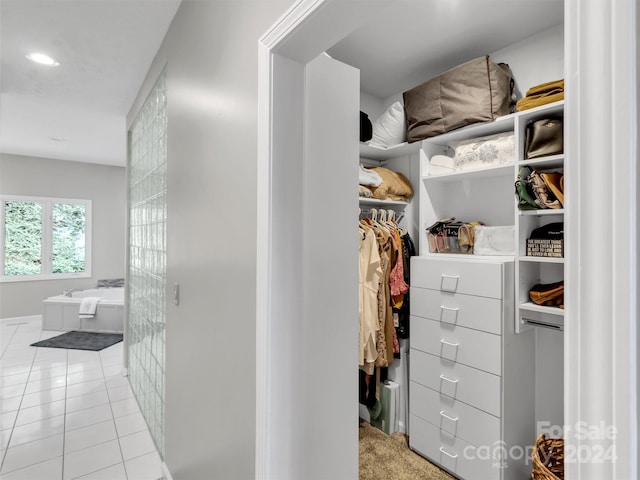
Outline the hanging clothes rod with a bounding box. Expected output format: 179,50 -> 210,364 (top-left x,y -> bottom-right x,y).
359,207 -> 405,223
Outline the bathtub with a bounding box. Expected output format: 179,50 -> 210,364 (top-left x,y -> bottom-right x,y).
42,287 -> 124,333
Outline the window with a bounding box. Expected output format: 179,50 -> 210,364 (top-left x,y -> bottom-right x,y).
1,195 -> 92,282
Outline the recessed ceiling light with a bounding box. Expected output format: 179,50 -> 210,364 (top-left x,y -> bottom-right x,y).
26,52 -> 60,66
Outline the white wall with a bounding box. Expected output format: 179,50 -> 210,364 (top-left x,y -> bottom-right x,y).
0,153 -> 126,318
126,1 -> 292,478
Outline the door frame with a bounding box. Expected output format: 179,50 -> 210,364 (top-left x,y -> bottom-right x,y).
256,1 -> 638,478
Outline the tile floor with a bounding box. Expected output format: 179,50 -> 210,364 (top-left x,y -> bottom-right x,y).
0,317 -> 164,479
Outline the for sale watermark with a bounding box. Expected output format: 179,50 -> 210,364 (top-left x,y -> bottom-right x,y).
460,421 -> 618,469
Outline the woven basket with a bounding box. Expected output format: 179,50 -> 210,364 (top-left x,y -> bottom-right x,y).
531,434 -> 564,480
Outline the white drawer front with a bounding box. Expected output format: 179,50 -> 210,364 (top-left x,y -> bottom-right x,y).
411,316 -> 501,375
410,381 -> 500,451
409,414 -> 502,480
411,257 -> 504,299
411,287 -> 502,335
410,349 -> 501,417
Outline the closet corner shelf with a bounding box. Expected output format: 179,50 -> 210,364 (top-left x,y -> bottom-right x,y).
359,141 -> 420,160
422,116 -> 515,147
518,154 -> 564,169
358,198 -> 408,207
519,208 -> 565,216
519,302 -> 565,317
422,163 -> 514,182
518,256 -> 564,264
517,100 -> 565,120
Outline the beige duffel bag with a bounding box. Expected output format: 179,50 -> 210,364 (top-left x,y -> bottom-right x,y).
403,55 -> 515,143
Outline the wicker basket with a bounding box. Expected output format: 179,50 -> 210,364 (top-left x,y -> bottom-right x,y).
532,434 -> 564,480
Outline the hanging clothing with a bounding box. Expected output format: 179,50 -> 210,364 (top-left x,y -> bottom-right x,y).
359,227 -> 381,372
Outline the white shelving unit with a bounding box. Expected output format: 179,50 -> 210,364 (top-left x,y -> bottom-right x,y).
514,101 -> 565,333
415,100 -> 565,332
359,141 -> 420,216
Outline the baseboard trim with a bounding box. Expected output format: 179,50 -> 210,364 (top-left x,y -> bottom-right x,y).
0,315 -> 41,325
160,461 -> 173,480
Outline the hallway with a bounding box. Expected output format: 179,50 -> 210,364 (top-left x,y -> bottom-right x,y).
0,318 -> 163,479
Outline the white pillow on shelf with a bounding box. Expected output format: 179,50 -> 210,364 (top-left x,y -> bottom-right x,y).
369,101 -> 406,147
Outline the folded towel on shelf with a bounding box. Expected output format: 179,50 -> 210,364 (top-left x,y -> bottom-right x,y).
79,297 -> 103,319
359,165 -> 383,186
430,154 -> 455,169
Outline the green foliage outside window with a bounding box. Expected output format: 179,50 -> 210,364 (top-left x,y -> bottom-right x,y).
3,200 -> 86,276
4,202 -> 42,275
52,204 -> 86,273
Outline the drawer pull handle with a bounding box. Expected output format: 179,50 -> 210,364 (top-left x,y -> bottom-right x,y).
440,305 -> 459,312
439,374 -> 458,384
439,446 -> 458,459
440,410 -> 459,422
439,305 -> 460,325
440,274 -> 459,292
440,338 -> 459,347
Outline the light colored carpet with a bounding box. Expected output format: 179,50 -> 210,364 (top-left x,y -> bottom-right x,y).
359,421 -> 455,480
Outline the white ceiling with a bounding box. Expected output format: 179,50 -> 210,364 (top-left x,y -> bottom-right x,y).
328,0 -> 564,100
0,0 -> 563,169
0,0 -> 181,167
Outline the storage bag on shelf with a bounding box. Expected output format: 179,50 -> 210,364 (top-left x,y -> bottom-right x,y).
473,225 -> 515,256
403,55 -> 515,143
452,131 -> 515,170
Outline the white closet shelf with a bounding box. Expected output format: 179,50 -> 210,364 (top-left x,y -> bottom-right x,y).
422,116 -> 515,147
518,154 -> 564,168
519,302 -> 565,316
518,256 -> 564,264
358,198 -> 408,206
422,163 -> 514,182
359,141 -> 420,160
519,208 -> 565,216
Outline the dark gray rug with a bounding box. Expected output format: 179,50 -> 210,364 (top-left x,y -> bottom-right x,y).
31,331 -> 123,351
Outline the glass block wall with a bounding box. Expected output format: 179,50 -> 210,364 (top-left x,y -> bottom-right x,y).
127,71 -> 167,457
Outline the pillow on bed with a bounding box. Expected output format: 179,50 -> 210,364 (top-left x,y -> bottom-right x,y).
370,101 -> 406,147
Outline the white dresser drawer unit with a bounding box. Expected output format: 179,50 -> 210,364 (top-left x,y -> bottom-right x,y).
409,257 -> 534,480
409,414 -> 502,480
411,349 -> 501,417
411,315 -> 502,375
411,257 -> 504,299
410,286 -> 503,335
410,381 -> 500,451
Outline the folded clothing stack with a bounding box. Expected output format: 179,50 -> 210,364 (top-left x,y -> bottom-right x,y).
516,79 -> 564,111
359,166 -> 413,202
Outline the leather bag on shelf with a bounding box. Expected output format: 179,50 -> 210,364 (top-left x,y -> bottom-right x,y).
458,221 -> 483,254
524,117 -> 563,159
403,55 -> 515,143
529,170 -> 562,209
515,166 -> 539,210
516,79 -> 564,111
540,172 -> 564,206
360,111 -> 373,142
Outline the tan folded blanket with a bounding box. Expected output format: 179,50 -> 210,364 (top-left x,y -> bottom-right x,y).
516,79 -> 564,111
365,167 -> 414,201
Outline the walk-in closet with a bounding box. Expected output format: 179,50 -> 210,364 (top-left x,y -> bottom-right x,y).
257,1 -> 637,479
